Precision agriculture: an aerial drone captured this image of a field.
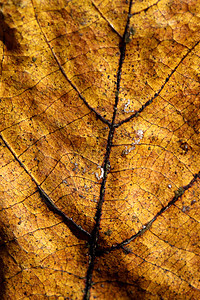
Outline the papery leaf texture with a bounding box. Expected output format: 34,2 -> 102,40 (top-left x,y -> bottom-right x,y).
0,0 -> 200,299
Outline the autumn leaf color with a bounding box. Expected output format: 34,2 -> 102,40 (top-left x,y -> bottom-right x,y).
0,0 -> 200,299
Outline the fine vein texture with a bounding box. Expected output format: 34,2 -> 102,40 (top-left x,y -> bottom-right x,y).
0,0 -> 200,299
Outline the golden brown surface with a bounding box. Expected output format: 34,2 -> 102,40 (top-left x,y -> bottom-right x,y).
0,0 -> 200,299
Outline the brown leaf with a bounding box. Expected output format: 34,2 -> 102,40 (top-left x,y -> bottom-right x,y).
1,0 -> 200,299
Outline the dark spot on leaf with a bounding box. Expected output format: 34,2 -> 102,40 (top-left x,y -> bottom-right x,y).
180,141 -> 189,153
191,199 -> 196,205
104,229 -> 112,236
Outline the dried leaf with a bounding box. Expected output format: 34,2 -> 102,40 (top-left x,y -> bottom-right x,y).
1,0 -> 200,299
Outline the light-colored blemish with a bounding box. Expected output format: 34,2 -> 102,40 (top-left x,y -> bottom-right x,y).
122,129 -> 144,155
95,165 -> 104,180
182,205 -> 190,213
124,144 -> 136,155
124,99 -> 135,113
191,199 -> 196,205
72,162 -> 78,172
135,129 -> 144,144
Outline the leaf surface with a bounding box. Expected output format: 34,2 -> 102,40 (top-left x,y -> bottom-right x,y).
0,0 -> 200,299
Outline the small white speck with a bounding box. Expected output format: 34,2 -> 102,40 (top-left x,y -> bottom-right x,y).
136,129 -> 144,139
124,99 -> 135,113
95,165 -> 104,180
168,184 -> 172,189
134,129 -> 144,144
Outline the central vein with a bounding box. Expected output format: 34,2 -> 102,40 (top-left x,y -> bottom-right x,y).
83,1 -> 133,299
